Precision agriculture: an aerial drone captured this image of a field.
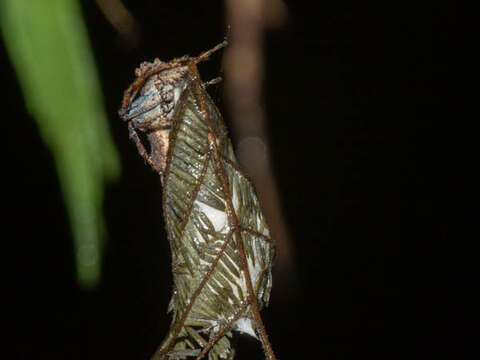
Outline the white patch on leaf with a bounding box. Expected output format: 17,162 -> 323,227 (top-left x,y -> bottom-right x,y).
234,318 -> 258,339
196,200 -> 228,232
232,182 -> 240,213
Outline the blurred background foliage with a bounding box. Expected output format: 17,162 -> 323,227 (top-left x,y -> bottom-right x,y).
0,0 -> 120,288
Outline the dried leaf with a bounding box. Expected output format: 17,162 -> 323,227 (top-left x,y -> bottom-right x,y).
119,43 -> 276,360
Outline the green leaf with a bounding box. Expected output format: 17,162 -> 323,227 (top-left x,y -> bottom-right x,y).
0,0 -> 121,288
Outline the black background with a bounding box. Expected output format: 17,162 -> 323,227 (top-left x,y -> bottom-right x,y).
2,1 -> 456,359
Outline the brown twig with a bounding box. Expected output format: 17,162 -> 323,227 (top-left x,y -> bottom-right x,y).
194,300 -> 250,360
224,0 -> 295,292
95,0 -> 140,46
206,132 -> 277,360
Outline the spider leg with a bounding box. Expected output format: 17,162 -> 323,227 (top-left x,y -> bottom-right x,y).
128,121 -> 154,168
202,77 -> 222,89
132,116 -> 172,132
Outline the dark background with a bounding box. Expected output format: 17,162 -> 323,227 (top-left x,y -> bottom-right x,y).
3,1 -> 455,359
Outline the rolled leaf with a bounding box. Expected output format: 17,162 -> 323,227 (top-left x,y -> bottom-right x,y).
119,45 -> 276,360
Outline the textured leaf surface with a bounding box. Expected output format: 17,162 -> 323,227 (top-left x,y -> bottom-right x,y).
118,46 -> 276,359
157,80 -> 275,359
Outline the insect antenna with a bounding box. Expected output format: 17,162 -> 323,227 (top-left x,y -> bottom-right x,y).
202,77 -> 223,89
193,40 -> 228,65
